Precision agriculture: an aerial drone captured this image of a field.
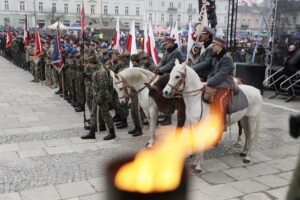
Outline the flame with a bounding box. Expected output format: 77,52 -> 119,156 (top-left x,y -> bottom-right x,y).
114,105 -> 224,193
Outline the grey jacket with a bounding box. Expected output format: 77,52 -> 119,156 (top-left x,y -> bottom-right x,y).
207,50 -> 235,89
191,45 -> 214,78
157,45 -> 182,74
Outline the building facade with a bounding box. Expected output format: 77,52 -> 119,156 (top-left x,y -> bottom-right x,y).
144,0 -> 199,30
215,0 -> 229,36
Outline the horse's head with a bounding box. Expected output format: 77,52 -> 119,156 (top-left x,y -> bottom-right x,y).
110,70 -> 129,105
163,59 -> 187,98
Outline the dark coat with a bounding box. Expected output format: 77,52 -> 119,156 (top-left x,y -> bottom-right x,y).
191,45 -> 214,78
207,49 -> 235,89
157,44 -> 182,74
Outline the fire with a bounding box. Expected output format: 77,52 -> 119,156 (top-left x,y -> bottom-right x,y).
114,105 -> 224,193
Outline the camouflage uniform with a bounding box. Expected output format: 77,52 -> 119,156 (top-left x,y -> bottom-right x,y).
90,65 -> 114,130
74,53 -> 86,107
140,53 -> 156,72
26,45 -> 34,77
45,45 -> 54,85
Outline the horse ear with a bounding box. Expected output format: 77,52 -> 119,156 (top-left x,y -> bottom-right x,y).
175,59 -> 181,67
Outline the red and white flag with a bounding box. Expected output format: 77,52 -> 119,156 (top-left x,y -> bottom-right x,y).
142,23 -> 148,53
6,26 -> 12,48
187,22 -> 194,61
112,17 -> 122,52
24,15 -> 30,48
33,27 -> 44,64
126,20 -> 137,55
80,1 -> 87,38
147,24 -> 159,66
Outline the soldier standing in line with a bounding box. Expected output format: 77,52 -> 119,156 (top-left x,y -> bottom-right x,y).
81,62 -> 115,140
140,53 -> 156,72
45,39 -> 54,87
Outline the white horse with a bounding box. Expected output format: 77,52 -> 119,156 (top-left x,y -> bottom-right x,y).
163,61 -> 262,172
110,68 -> 159,147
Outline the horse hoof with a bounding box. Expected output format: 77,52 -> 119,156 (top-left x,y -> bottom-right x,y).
191,164 -> 196,169
193,169 -> 202,173
240,153 -> 247,157
243,159 -> 251,163
234,143 -> 241,148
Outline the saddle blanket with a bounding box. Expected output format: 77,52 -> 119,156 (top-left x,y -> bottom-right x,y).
227,87 -> 249,114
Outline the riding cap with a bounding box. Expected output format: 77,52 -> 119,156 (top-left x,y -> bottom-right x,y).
212,36 -> 227,47
164,36 -> 176,43
201,26 -> 215,36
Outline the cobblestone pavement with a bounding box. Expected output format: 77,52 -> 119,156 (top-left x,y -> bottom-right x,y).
0,57 -> 299,200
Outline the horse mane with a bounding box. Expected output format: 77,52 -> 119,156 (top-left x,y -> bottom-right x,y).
119,67 -> 155,85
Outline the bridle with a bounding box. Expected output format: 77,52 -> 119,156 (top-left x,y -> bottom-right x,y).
167,68 -> 204,95
115,74 -> 158,99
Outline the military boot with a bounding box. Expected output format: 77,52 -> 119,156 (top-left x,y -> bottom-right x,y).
103,128 -> 116,140
128,126 -> 139,134
132,128 -> 143,137
99,124 -> 107,131
75,105 -> 84,112
113,114 -> 122,123
55,89 -> 62,95
81,128 -> 96,139
159,115 -> 172,126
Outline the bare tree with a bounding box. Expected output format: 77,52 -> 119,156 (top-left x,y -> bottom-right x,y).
46,9 -> 65,24
249,0 -> 270,33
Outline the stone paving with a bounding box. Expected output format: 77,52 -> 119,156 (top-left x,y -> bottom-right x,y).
0,57 -> 299,200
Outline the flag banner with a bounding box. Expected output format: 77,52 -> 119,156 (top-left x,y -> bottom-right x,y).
80,1 -> 87,38
147,24 -> 159,66
6,26 -> 12,48
126,20 -> 137,55
24,15 -> 30,48
112,17 -> 122,52
33,27 -> 44,64
52,25 -> 64,73
143,23 -> 148,53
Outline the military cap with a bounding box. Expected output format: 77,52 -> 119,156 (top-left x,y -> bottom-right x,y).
117,54 -> 129,61
140,53 -> 150,59
164,36 -> 176,42
130,54 -> 140,62
100,44 -> 108,48
212,36 -> 227,47
71,48 -> 78,55
202,26 -> 215,36
112,49 -> 120,55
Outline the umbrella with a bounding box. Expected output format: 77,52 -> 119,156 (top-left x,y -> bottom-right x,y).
154,26 -> 169,34
48,21 -> 68,29
64,24 -> 81,30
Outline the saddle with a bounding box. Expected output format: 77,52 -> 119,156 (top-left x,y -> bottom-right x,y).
226,86 -> 249,114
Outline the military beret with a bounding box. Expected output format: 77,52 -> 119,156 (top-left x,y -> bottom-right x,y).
140,53 -> 150,59
112,49 -> 120,55
71,48 -> 78,55
212,36 -> 227,47
117,54 -> 128,61
164,36 -> 176,42
100,44 -> 108,48
202,26 -> 215,36
130,54 -> 140,62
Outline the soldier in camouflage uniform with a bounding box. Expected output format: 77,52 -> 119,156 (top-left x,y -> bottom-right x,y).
26,41 -> 35,80
140,53 -> 156,72
127,54 -> 143,136
81,62 -> 115,140
73,49 -> 86,111
44,42 -> 54,87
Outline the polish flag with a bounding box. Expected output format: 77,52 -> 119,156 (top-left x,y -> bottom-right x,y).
142,23 -> 148,53
126,20 -> 137,55
33,27 -> 44,64
172,22 -> 180,45
112,17 -> 122,52
23,15 -> 30,48
5,26 -> 12,48
147,23 -> 159,66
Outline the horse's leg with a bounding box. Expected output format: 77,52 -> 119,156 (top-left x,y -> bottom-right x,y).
243,116 -> 260,163
234,121 -> 243,148
239,117 -> 250,158
146,106 -> 158,147
193,153 -> 204,173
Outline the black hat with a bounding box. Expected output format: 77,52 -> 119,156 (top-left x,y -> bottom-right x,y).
201,26 -> 215,36
212,36 -> 227,47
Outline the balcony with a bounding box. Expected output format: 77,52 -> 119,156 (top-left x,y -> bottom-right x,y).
167,7 -> 177,12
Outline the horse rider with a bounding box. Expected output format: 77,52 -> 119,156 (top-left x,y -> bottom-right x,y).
191,26 -> 215,82
154,36 -> 183,126
204,36 -> 235,130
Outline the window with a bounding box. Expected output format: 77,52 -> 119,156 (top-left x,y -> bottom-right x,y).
52,3 -> 56,12
63,20 -> 70,26
149,1 -> 152,6
188,15 -> 192,23
77,4 -> 80,13
125,7 -> 128,15
20,1 -> 25,11
64,4 -> 68,13
5,1 -> 9,10
91,5 -> 95,14
178,3 -> 181,8
188,3 -> 192,11
161,2 -> 164,7
115,6 -> 119,15
161,14 -> 164,22
4,18 -> 10,26
136,7 -> 140,16
39,2 -> 43,12
169,14 -> 173,23
149,13 -> 152,21
178,15 -> 181,23
19,19 -> 25,27
104,6 -> 107,14
170,2 -> 174,8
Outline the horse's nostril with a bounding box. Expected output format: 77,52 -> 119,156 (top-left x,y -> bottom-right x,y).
164,91 -> 169,95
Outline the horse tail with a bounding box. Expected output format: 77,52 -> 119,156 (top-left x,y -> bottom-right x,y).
253,110 -> 261,144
